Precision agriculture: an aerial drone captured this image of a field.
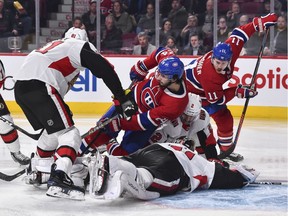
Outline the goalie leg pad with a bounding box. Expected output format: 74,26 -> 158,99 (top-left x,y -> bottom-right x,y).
120,172 -> 160,200
88,151 -> 109,196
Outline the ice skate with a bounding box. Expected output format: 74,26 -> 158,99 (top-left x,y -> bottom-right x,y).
46,164 -> 85,201
10,151 -> 30,165
235,164 -> 260,184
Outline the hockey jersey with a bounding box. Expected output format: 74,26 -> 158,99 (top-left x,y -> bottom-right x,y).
120,47 -> 188,131
121,75 -> 188,131
185,23 -> 257,106
159,143 -> 215,191
148,108 -> 216,153
14,38 -> 125,101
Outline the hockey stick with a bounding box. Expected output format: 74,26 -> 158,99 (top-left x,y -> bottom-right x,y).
0,116 -> 44,140
79,80 -> 137,155
80,115 -> 119,139
251,180 -> 288,185
218,29 -> 270,159
81,79 -> 137,139
0,169 -> 25,181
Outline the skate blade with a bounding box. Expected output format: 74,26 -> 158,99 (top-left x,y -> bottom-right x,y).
46,186 -> 85,201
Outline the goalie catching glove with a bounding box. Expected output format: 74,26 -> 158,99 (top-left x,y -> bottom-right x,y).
235,84 -> 258,98
113,89 -> 137,119
253,13 -> 277,32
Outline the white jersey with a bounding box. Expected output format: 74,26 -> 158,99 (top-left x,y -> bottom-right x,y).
149,108 -> 212,149
159,143 -> 215,191
14,38 -> 96,98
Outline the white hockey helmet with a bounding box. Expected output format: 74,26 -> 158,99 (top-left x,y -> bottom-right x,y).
64,27 -> 89,42
184,93 -> 202,117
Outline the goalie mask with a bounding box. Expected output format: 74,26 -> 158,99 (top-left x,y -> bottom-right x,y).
64,27 -> 89,42
180,93 -> 202,125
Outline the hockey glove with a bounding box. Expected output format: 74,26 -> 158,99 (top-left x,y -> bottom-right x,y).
130,60 -> 148,81
253,13 -> 277,32
235,84 -> 258,98
106,117 -> 121,133
113,89 -> 137,119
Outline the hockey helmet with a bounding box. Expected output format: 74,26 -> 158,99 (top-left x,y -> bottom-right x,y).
184,93 -> 202,117
64,27 -> 89,42
157,56 -> 184,80
212,42 -> 232,61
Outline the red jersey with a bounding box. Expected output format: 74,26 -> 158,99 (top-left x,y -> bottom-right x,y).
185,23 -> 257,106
120,47 -> 188,131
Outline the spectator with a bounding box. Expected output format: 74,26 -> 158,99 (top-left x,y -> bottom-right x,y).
136,3 -> 157,44
180,15 -> 203,48
239,14 -> 249,26
198,0 -> 214,51
62,16 -> 86,38
263,0 -> 283,16
217,16 -> 230,43
182,34 -> 206,56
101,14 -> 123,53
0,0 -> 18,38
226,1 -> 242,29
164,35 -> 179,54
159,19 -> 177,47
184,0 -> 207,16
167,0 -> 188,38
122,0 -> 147,22
266,15 -> 287,56
198,0 -> 213,28
81,0 -> 105,45
12,0 -> 33,35
165,35 -> 176,48
132,31 -> 156,55
100,0 -> 113,16
111,0 -> 133,34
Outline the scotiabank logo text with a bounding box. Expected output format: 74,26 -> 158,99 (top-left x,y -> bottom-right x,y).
228,66 -> 288,89
71,69 -> 97,92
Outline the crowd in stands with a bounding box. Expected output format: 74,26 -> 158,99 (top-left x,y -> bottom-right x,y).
0,0 -> 287,56
79,0 -> 286,56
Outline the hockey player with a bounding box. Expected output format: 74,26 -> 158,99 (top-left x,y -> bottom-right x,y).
123,13 -> 277,161
0,60 -> 30,165
148,92 -> 221,163
88,142 -> 259,200
184,13 -> 277,161
80,51 -> 189,156
13,27 -> 136,200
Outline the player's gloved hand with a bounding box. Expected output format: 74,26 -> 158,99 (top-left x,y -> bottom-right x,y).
106,117 -> 121,133
253,13 -> 277,32
113,89 -> 137,119
130,60 -> 148,81
235,84 -> 258,98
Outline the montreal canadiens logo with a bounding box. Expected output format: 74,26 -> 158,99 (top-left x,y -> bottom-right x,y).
141,88 -> 157,110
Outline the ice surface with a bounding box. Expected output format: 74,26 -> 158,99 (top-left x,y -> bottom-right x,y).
0,116 -> 287,216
